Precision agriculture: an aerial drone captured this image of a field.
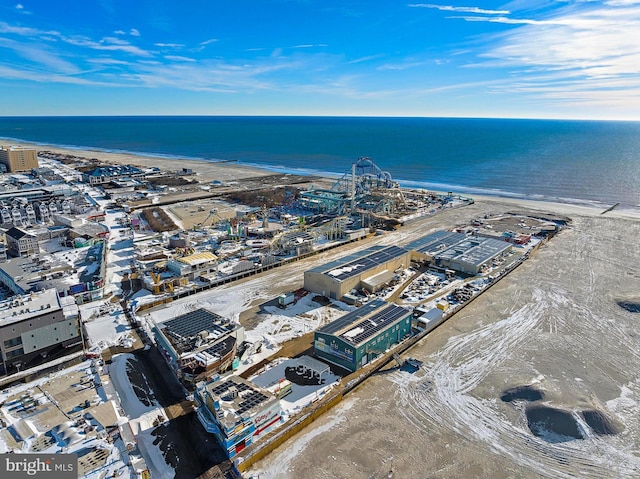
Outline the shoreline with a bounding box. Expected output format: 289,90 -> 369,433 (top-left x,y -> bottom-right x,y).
8,139 -> 640,221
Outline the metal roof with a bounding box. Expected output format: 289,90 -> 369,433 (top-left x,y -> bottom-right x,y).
308,245 -> 408,282
436,236 -> 511,267
177,251 -> 218,265
404,230 -> 468,256
318,299 -> 411,346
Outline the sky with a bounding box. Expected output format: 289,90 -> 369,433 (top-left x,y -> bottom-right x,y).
1,1 -> 639,120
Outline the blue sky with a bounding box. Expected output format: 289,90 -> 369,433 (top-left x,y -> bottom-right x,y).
1,1 -> 639,119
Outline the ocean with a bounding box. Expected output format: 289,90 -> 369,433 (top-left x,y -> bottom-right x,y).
0,116 -> 639,210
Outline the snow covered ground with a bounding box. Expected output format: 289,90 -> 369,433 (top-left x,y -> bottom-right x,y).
0,360 -> 136,479
145,282 -> 354,359
249,357 -> 341,414
109,354 -> 174,479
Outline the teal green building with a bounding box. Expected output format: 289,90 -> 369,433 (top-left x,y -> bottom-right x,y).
314,300 -> 412,372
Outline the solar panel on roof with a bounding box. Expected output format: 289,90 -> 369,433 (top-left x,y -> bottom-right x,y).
318,300 -> 410,345
343,303 -> 409,344
325,245 -> 408,282
404,231 -> 468,255
162,308 -> 228,340
318,299 -> 386,335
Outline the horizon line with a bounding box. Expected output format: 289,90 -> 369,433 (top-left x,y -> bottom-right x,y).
0,114 -> 638,123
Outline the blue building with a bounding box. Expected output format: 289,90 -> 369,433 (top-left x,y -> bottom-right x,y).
314,299 -> 412,372
194,375 -> 281,458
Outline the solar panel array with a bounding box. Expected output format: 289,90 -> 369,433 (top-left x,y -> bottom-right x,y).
318,299 -> 410,346
442,236 -> 512,267
319,245 -> 408,282
210,379 -> 251,396
201,336 -> 236,358
236,390 -> 269,416
340,302 -> 410,345
318,299 -> 387,335
404,230 -> 467,255
207,379 -> 270,416
162,308 -> 229,343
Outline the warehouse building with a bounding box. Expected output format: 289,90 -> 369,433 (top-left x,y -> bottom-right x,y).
405,230 -> 512,274
314,299 -> 412,372
404,230 -> 469,262
434,235 -> 512,274
304,245 -> 410,300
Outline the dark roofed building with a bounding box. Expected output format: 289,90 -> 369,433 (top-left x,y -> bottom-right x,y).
314,299 -> 412,372
81,165 -> 146,185
153,308 -> 245,385
406,230 -> 512,274
5,227 -> 38,257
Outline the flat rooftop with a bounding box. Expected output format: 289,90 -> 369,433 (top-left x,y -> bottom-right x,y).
435,236 -> 512,267
317,299 -> 411,346
307,245 -> 408,282
158,308 -> 235,354
0,288 -> 61,327
404,230 -> 468,256
203,375 -> 276,419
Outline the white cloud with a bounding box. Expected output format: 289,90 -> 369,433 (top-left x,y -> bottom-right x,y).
0,37 -> 79,74
451,15 -> 543,25
114,30 -> 125,35
0,64 -> 115,85
347,54 -> 385,64
155,43 -> 184,48
377,60 -> 429,71
0,21 -> 57,36
409,4 -> 510,15
14,3 -> 30,14
293,44 -> 328,48
164,55 -> 196,62
200,38 -> 219,46
87,57 -> 132,66
462,2 -> 640,109
62,35 -> 152,57
129,28 -> 140,37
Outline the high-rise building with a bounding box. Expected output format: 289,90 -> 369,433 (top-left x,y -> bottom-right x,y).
0,146 -> 39,172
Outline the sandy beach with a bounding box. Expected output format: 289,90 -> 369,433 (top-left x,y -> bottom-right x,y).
13,140 -> 273,183
14,140 -> 638,222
